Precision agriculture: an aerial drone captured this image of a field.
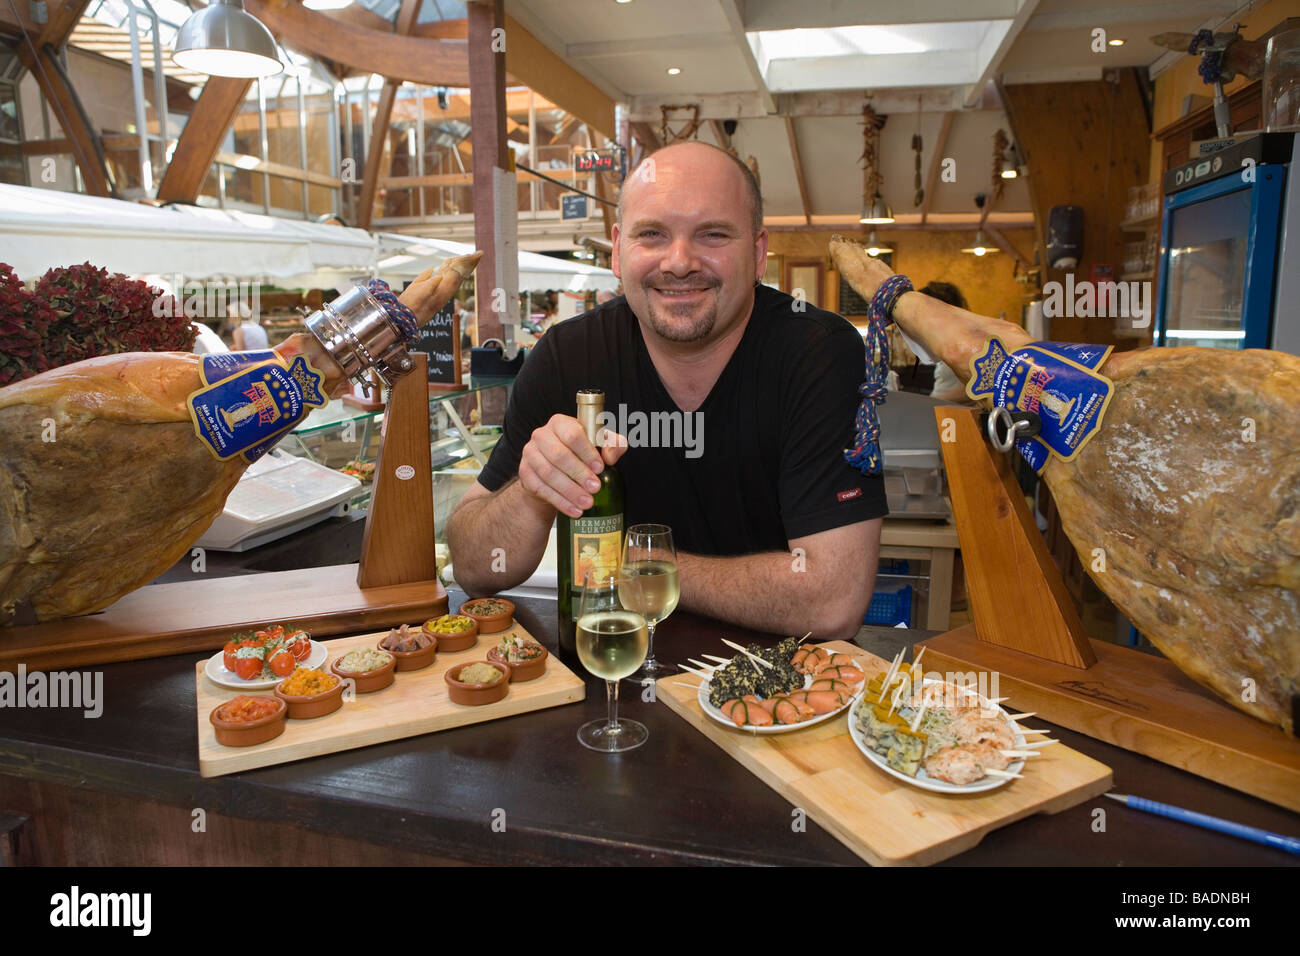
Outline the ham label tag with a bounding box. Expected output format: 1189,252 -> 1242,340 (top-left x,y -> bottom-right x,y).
188,354 -> 328,462
966,337 -> 1115,471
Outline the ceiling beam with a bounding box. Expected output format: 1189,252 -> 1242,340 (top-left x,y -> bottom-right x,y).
783,116 -> 811,226
983,224 -> 1030,268
502,15 -> 616,138
709,119 -> 731,149
357,80 -> 397,230
1025,0 -> 1232,31
963,0 -> 1042,108
22,46 -> 111,195
37,0 -> 92,49
566,32 -> 733,59
156,77 -> 252,202
243,0 -> 471,87
629,88 -> 966,122
629,121 -> 662,153
743,0 -> 1021,30
765,219 -> 1034,233
716,0 -> 775,114
919,110 -> 955,225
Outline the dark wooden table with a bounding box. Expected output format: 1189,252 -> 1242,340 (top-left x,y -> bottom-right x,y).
0,592 -> 1295,866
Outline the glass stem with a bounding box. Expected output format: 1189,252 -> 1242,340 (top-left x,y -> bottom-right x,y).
644,623 -> 657,666
606,678 -> 620,733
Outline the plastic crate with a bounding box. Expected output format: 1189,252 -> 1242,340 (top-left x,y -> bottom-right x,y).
865,583 -> 912,627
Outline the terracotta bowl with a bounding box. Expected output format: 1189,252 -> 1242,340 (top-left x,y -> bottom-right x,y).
274,673 -> 344,719
422,616 -> 479,652
486,642 -> 549,683
444,661 -> 510,706
378,633 -> 438,672
209,695 -> 287,747
330,651 -> 397,694
458,597 -> 515,634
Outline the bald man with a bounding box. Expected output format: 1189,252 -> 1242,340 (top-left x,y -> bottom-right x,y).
448,142 -> 885,641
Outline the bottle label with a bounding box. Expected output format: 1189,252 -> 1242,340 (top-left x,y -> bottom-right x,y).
200,350 -> 280,385
567,514 -> 623,615
187,354 -> 328,463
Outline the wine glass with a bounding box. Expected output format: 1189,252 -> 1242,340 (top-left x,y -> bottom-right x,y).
575,567 -> 650,752
621,524 -> 679,683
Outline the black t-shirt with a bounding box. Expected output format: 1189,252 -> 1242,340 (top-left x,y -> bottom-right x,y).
478,285 -> 888,556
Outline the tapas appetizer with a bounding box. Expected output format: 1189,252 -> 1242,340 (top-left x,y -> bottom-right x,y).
849,667 -> 1050,793
205,624 -> 327,690
684,637 -> 869,735
486,634 -> 549,682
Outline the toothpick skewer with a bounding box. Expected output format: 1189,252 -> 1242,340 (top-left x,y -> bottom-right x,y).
1006,712 -> 1036,721
982,768 -> 1023,779
702,654 -> 731,666
681,682 -> 705,692
678,664 -> 713,681
1020,739 -> 1060,748
910,646 -> 926,674
878,649 -> 903,702
795,632 -> 812,644
909,698 -> 930,733
1000,750 -> 1041,758
887,680 -> 906,718
686,658 -> 717,672
1018,728 -> 1053,736
721,638 -> 773,669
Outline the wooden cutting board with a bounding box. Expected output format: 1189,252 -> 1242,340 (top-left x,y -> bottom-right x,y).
197,623 -> 584,777
658,641 -> 1113,866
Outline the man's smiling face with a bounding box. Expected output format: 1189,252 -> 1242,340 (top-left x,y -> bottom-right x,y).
612,143 -> 768,347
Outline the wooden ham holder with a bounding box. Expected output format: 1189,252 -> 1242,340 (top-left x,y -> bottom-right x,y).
0,354 -> 447,672
918,408 -> 1300,812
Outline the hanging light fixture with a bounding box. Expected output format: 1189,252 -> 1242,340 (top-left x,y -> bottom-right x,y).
859,193 -> 894,224
864,229 -> 893,257
962,228 -> 999,257
963,193 -> 998,257
858,99 -> 894,224
173,0 -> 284,78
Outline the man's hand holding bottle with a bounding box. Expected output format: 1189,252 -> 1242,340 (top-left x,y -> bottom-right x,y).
518,414 -> 629,519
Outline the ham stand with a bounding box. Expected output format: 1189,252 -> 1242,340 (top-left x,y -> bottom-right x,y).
917,408 -> 1300,812
0,354 -> 447,671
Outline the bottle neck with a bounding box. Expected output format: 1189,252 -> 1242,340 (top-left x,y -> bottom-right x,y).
577,400 -> 604,446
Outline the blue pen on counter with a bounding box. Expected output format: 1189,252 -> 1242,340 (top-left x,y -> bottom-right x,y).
1104,792 -> 1300,856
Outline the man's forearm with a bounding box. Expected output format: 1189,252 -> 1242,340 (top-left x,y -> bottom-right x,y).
675,549 -> 871,640
446,479 -> 554,596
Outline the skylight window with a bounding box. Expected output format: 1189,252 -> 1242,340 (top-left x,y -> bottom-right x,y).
748,21 -> 1013,92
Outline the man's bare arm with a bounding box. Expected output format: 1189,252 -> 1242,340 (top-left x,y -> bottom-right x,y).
675,518 -> 881,640
446,479 -> 554,596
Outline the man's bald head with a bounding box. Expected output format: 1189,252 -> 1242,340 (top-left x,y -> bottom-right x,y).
617,141 -> 763,238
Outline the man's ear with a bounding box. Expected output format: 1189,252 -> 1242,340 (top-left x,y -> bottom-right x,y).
754,227 -> 770,281
611,223 -> 623,278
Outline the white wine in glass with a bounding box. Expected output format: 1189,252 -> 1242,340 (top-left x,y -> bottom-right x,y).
621,524 -> 678,682
575,567 -> 649,752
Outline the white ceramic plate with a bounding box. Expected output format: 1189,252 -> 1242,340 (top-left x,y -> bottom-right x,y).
847,678 -> 1027,793
204,640 -> 329,690
697,671 -> 863,735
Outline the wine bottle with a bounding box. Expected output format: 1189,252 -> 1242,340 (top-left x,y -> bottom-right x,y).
557,389 -> 625,660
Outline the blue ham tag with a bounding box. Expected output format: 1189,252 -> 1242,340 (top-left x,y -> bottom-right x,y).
188,354 -> 327,463
200,349 -> 279,386
967,336 -> 1115,471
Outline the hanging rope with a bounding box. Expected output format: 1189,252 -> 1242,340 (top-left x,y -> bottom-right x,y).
367,278 -> 421,344
1189,29 -> 1225,84
844,273 -> 913,476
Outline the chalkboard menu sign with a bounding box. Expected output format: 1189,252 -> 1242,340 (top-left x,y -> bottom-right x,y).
838,275 -> 870,316
410,300 -> 461,388
836,250 -> 893,316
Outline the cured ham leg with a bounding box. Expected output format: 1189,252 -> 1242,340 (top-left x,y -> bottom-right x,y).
831,237 -> 1300,734
0,254 -> 480,626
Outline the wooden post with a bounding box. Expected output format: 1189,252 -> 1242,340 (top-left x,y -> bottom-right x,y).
468,0 -> 511,348
157,78 -> 253,202
357,354 -> 439,588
